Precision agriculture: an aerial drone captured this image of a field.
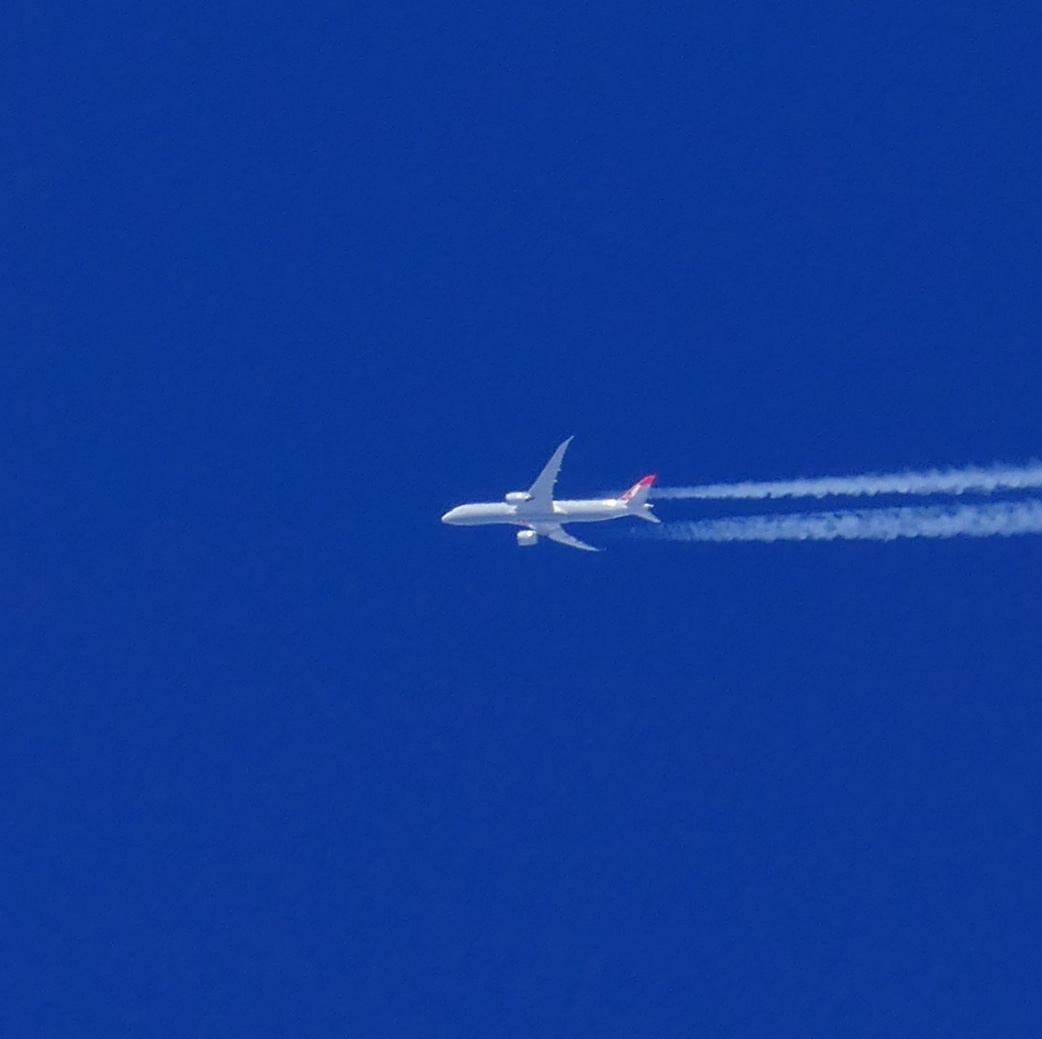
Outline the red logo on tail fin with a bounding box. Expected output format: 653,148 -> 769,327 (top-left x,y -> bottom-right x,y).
621,475 -> 656,501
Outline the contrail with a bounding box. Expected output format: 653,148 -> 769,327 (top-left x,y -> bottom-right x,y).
654,461 -> 1042,501
639,499 -> 1042,544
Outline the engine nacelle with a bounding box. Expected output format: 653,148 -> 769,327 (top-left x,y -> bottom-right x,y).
505,491 -> 533,504
516,529 -> 539,547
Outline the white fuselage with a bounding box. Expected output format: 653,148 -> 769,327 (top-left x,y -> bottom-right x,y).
441,499 -> 627,527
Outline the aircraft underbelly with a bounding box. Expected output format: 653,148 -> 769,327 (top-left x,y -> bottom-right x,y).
449,501 -> 623,526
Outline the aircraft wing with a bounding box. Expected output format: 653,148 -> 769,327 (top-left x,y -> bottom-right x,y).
525,436 -> 573,510
543,525 -> 601,553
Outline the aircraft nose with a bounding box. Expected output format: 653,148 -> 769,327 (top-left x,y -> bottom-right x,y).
441,508 -> 458,524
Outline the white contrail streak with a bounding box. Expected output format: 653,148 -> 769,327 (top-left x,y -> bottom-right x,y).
654,461 -> 1042,501
641,499 -> 1042,544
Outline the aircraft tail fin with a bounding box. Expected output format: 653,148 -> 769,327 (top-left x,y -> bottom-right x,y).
620,475 -> 660,522
620,475 -> 656,506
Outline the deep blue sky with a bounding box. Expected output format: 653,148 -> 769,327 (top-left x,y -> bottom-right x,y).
8,3 -> 1042,1035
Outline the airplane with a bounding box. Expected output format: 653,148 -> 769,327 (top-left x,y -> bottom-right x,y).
441,437 -> 659,552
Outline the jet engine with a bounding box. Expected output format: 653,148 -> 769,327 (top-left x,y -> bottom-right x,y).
505,491 -> 532,504
516,529 -> 538,547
